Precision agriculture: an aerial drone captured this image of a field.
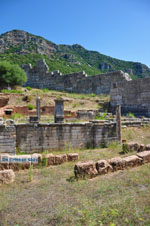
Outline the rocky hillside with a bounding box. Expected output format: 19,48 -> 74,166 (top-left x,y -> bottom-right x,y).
0,29 -> 150,78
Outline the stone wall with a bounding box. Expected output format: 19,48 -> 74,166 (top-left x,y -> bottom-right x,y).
0,125 -> 16,154
16,122 -> 117,153
22,59 -> 131,94
110,77 -> 150,116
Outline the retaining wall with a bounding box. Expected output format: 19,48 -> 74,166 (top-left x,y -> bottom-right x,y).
0,125 -> 16,154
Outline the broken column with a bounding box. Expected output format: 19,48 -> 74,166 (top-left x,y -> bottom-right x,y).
36,96 -> 41,120
116,104 -> 122,143
54,99 -> 64,123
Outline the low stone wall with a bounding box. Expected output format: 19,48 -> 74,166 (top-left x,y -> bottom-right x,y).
16,122 -> 117,153
0,124 -> 16,154
74,150 -> 150,179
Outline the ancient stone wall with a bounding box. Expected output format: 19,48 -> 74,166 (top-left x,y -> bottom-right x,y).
0,125 -> 16,154
22,59 -> 131,94
16,122 -> 117,153
110,77 -> 150,116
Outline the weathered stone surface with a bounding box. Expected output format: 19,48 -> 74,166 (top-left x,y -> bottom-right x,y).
74,161 -> 98,178
109,157 -> 126,171
126,142 -> 140,152
43,154 -> 55,166
138,144 -> 146,152
123,155 -> 142,167
32,153 -> 42,163
137,151 -> 150,163
55,154 -> 67,165
145,144 -> 150,150
67,153 -> 79,161
0,169 -> 15,185
110,77 -> 150,117
96,160 -> 113,175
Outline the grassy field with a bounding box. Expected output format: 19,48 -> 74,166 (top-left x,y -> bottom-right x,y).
0,127 -> 150,226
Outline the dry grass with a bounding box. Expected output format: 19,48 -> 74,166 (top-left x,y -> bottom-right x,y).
0,127 -> 150,225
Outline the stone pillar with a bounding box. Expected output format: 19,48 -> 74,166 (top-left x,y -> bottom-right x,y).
54,99 -> 64,123
36,96 -> 40,120
116,105 -> 122,143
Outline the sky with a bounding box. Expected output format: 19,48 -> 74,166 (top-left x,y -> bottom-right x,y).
0,0 -> 150,67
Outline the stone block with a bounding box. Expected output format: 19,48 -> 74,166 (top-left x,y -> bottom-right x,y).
74,161 -> 98,178
42,154 -> 55,166
123,155 -> 142,167
96,160 -> 113,175
0,169 -> 15,185
109,157 -> 126,171
67,153 -> 79,161
55,154 -> 67,165
145,144 -> 150,150
138,144 -> 146,152
125,142 -> 139,152
137,151 -> 150,163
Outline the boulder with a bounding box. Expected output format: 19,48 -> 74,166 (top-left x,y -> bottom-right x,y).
96,160 -> 113,175
138,144 -> 146,152
137,151 -> 150,163
109,157 -> 126,171
0,169 -> 15,185
123,155 -> 142,168
55,154 -> 67,165
67,153 -> 79,161
74,161 -> 98,179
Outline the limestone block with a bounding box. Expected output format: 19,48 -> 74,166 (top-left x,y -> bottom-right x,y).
123,155 -> 142,167
74,161 -> 98,178
109,157 -> 126,171
96,160 -> 113,175
0,169 -> 15,185
145,144 -> 150,150
32,153 -> 42,163
138,144 -> 146,152
137,151 -> 150,163
125,142 -> 139,152
55,154 -> 67,165
67,153 -> 79,161
42,154 -> 55,166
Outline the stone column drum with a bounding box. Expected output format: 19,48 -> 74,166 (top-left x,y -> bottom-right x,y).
54,99 -> 64,123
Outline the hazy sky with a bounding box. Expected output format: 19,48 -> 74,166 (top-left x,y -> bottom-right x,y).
1,0 -> 150,66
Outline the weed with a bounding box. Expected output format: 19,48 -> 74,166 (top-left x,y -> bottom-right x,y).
28,165 -> 33,181
27,104 -> 34,110
26,86 -> 32,91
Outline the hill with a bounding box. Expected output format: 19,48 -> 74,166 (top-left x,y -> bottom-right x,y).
0,29 -> 150,78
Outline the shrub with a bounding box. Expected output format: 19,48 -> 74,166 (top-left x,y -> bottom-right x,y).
42,88 -> 49,92
128,112 -> 135,118
26,86 -> 32,91
0,61 -> 27,86
27,104 -> 34,110
1,89 -> 23,94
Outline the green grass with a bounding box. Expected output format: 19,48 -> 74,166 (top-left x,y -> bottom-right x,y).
1,127 -> 150,225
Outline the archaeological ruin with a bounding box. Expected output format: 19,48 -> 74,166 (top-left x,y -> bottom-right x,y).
22,59 -> 131,94
110,77 -> 150,117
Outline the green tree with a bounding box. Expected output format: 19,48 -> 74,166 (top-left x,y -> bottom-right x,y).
0,61 -> 27,86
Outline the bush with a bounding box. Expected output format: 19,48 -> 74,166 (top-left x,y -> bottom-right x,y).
27,104 -> 34,110
1,89 -> 23,94
0,61 -> 27,86
42,88 -> 49,92
26,86 -> 32,91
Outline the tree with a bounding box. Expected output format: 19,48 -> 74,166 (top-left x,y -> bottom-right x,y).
0,61 -> 27,86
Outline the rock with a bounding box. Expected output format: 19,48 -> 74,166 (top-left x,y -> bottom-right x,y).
123,155 -> 142,167
145,144 -> 150,150
125,142 -> 139,152
55,154 -> 67,165
109,157 -> 126,171
138,144 -> 145,152
0,169 -> 15,185
137,151 -> 150,163
96,160 -> 113,175
32,153 -> 42,164
67,153 -> 79,161
42,154 -> 55,166
74,161 -> 98,179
